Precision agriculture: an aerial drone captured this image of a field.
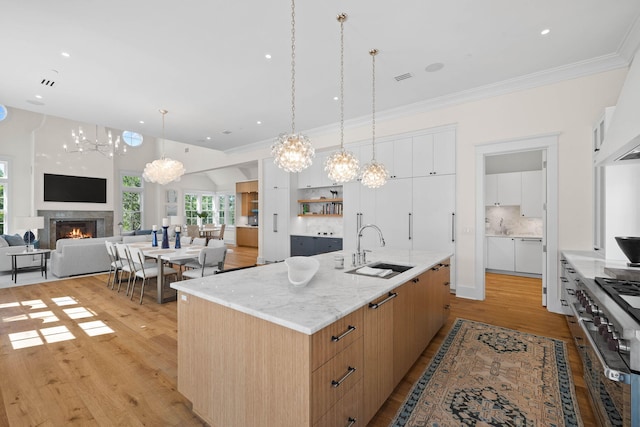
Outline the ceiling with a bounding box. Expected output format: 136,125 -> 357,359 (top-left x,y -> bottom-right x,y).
2,1 -> 640,153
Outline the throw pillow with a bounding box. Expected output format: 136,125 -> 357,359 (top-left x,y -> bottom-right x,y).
0,236 -> 8,248
4,234 -> 26,246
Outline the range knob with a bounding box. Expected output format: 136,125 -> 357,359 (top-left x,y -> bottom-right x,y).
608,337 -> 630,353
598,322 -> 613,336
586,303 -> 602,316
593,315 -> 607,327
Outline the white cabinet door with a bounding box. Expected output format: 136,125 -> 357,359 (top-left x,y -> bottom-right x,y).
514,238 -> 542,274
497,172 -> 521,206
411,134 -> 433,178
432,129 -> 456,175
486,237 -> 515,271
412,175 -> 455,252
520,170 -> 542,217
375,178 -> 412,250
377,138 -> 412,179
262,158 -> 290,190
485,174 -> 498,205
262,187 -> 290,262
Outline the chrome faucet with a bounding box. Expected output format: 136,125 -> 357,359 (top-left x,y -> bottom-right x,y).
355,224 -> 385,266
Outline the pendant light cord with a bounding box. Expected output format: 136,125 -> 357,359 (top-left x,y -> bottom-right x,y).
290,0 -> 297,135
339,14 -> 345,150
370,49 -> 378,161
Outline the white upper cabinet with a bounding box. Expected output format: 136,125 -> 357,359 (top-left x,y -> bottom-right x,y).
263,158 -> 290,189
485,172 -> 521,206
376,137 -> 412,179
412,129 -> 456,177
520,170 -> 543,217
297,152 -> 342,189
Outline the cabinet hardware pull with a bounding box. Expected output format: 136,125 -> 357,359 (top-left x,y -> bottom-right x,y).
331,366 -> 356,388
431,266 -> 441,271
412,277 -> 420,283
451,212 -> 455,242
408,213 -> 412,240
331,325 -> 356,342
368,292 -> 397,309
567,268 -> 575,273
273,213 -> 278,233
567,289 -> 575,295
560,299 -> 568,306
444,304 -> 450,310
560,277 -> 568,283
346,417 -> 357,427
440,263 -> 450,268
444,281 -> 450,286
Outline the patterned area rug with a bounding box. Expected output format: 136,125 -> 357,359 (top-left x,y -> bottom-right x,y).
391,318 -> 583,427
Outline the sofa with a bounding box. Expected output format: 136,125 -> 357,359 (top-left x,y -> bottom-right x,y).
50,236 -> 122,278
0,234 -> 43,272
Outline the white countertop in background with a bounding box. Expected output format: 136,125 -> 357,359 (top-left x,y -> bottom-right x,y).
485,234 -> 543,238
171,249 -> 451,335
561,250 -> 638,279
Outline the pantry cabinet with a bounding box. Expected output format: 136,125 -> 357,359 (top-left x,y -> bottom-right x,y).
520,170 -> 543,217
412,129 -> 456,177
262,159 -> 291,262
485,172 -> 522,206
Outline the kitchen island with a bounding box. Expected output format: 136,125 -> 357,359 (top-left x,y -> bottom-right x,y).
171,248 -> 452,427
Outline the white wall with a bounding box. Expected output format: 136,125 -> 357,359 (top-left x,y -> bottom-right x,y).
605,163 -> 640,260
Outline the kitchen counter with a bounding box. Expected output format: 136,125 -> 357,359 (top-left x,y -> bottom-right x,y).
486,233 -> 543,238
562,250 -> 640,279
171,248 -> 451,334
290,233 -> 342,238
235,224 -> 259,228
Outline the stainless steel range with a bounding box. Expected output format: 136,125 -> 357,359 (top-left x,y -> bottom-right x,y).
562,262 -> 640,426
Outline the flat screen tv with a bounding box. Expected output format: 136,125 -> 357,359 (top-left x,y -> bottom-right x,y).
44,173 -> 107,203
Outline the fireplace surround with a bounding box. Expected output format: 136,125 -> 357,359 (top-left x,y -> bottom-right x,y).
38,210 -> 114,249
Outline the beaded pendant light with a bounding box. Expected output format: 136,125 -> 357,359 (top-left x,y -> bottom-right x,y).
142,109 -> 186,185
271,0 -> 315,173
360,49 -> 388,188
324,13 -> 359,183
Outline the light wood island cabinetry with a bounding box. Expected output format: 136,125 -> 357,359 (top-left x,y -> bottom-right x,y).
236,226 -> 258,247
173,251 -> 451,427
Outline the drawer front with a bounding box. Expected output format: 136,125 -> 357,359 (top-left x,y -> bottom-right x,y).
314,379 -> 363,427
311,308 -> 363,370
312,337 -> 363,423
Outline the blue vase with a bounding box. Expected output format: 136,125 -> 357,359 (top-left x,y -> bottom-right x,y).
152,230 -> 158,247
161,226 -> 170,249
175,231 -> 181,249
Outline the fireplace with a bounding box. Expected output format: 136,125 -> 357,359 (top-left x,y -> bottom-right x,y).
37,210 -> 114,249
55,220 -> 97,240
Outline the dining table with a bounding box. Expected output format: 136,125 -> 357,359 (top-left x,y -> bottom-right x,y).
127,242 -> 205,304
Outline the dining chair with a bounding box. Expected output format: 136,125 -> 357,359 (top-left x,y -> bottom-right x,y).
186,225 -> 199,239
114,243 -> 135,294
105,241 -> 123,289
213,224 -> 226,240
128,246 -> 178,304
182,247 -> 227,279
192,237 -> 207,246
180,235 -> 193,246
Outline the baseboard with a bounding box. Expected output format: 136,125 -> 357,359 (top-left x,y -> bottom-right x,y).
454,283 -> 483,300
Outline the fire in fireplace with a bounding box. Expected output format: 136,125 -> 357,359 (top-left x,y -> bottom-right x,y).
55,220 -> 97,241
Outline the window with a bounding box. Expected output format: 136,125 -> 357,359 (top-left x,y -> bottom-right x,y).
184,193 -> 215,225
0,160 -> 7,234
121,131 -> 143,147
217,193 -> 235,226
121,173 -> 143,231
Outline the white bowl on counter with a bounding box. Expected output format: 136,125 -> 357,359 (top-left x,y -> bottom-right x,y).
284,256 -> 320,287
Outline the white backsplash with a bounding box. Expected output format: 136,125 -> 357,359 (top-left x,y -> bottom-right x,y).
485,205 -> 542,236
290,216 -> 343,237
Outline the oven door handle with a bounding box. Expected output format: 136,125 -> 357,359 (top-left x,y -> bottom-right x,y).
577,318 -> 631,384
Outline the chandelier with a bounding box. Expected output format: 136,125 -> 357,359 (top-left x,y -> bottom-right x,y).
361,49 -> 388,189
271,0 -> 315,173
142,109 -> 186,185
64,125 -> 126,157
325,13 -> 359,183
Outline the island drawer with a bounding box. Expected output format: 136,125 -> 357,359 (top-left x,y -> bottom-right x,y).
311,337 -> 363,423
313,378 -> 363,427
311,307 -> 363,370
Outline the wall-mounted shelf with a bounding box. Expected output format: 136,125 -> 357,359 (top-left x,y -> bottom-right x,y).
297,198 -> 343,217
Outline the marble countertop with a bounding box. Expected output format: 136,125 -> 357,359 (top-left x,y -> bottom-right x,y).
290,233 -> 343,238
171,248 -> 451,335
236,225 -> 259,228
485,234 -> 543,238
561,250 -> 639,279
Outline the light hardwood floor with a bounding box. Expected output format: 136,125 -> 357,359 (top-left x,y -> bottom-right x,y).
0,250 -> 596,426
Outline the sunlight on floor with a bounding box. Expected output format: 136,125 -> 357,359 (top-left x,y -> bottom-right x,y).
1,295 -> 115,350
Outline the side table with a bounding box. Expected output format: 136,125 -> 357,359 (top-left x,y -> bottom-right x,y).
7,249 -> 52,284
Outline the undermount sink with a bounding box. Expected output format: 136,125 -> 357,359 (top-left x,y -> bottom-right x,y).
345,261 -> 415,279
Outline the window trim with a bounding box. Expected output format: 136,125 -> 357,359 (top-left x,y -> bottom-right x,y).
0,159 -> 8,234
120,170 -> 144,231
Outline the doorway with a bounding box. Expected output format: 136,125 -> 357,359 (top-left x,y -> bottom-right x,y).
474,134 -> 561,313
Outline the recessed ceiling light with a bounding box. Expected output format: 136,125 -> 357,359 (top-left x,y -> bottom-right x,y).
61,52 -> 70,58
265,54 -> 272,59
257,121 -> 262,125
425,63 -> 444,73
206,136 -> 212,140
35,94 -> 43,99
139,120 -> 144,124
540,28 -> 550,36
333,96 -> 339,101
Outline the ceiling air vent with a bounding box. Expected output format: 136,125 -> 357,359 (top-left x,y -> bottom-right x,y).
41,78 -> 56,87
394,72 -> 413,82
221,130 -> 232,135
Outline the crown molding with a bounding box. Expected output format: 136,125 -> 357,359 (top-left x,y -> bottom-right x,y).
618,13 -> 640,62
225,53 -> 631,156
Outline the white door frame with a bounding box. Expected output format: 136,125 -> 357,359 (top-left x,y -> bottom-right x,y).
474,133 -> 561,313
